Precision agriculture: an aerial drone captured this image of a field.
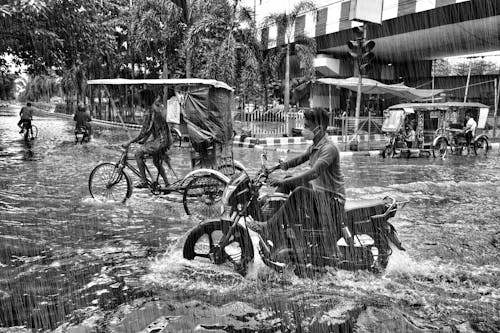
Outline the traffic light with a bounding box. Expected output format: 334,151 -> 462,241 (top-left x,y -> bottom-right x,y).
347,26 -> 375,74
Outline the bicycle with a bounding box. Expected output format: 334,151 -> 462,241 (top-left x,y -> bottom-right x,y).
88,145 -> 243,218
20,121 -> 38,141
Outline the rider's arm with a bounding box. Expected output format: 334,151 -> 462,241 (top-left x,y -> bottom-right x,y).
126,113 -> 152,144
283,150 -> 310,169
281,146 -> 335,187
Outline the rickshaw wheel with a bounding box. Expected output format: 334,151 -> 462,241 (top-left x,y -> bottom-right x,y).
432,138 -> 448,158
183,174 -> 227,218
474,137 -> 489,156
382,147 -> 394,159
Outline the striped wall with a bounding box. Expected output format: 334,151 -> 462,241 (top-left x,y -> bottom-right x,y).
248,0 -> 471,48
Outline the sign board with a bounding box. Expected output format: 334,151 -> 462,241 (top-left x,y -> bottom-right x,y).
164,96 -> 181,124
349,0 -> 384,25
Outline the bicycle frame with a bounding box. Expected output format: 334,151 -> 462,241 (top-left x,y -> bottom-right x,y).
112,147 -> 183,194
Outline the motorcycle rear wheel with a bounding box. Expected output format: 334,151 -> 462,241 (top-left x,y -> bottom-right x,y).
183,219 -> 254,276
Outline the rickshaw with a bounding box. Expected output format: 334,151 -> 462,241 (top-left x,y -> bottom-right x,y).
382,102 -> 490,158
86,78 -> 246,218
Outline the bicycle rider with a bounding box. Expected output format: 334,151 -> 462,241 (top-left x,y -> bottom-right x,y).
463,113 -> 477,147
18,102 -> 34,136
122,89 -> 172,188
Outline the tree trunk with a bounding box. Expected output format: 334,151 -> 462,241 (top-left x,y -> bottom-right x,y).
185,49 -> 192,78
284,43 -> 290,114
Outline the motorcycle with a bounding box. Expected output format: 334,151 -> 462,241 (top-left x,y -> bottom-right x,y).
75,126 -> 90,144
183,154 -> 406,276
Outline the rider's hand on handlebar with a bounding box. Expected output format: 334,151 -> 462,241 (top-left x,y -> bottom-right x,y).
268,178 -> 284,188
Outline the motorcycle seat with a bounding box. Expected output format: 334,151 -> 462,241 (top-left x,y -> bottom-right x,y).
345,199 -> 386,213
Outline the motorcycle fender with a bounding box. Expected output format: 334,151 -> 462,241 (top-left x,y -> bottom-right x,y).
183,169 -> 230,185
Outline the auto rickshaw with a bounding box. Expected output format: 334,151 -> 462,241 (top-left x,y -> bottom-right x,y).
382,102 -> 490,158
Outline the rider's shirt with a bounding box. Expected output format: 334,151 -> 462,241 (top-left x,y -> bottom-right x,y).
465,118 -> 477,136
308,136 -> 345,199
20,106 -> 33,120
74,111 -> 91,128
137,108 -> 172,149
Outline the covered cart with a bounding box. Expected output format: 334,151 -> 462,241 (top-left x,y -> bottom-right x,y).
87,78 -> 245,217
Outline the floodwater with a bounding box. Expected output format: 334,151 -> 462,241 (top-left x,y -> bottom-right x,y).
0,106 -> 499,332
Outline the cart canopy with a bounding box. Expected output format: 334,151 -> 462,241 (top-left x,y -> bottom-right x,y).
87,78 -> 234,147
87,78 -> 233,91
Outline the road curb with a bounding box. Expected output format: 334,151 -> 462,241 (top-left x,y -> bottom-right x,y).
233,134 -> 385,147
35,109 -> 500,156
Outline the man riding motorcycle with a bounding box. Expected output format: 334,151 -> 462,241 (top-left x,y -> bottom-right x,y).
73,105 -> 92,140
247,108 -> 346,246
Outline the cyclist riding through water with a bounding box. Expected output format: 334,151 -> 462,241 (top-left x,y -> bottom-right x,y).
18,102 -> 34,136
247,108 -> 346,245
122,89 -> 172,189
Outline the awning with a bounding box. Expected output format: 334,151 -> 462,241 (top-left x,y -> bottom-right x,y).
315,77 -> 443,101
87,78 -> 234,91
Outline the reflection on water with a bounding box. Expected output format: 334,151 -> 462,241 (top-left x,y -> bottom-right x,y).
0,106 -> 499,332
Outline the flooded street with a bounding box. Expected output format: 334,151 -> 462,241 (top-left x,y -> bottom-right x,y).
0,106 -> 499,332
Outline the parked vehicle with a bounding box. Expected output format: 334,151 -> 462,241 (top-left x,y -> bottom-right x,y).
382,102 -> 490,158
183,153 -> 406,276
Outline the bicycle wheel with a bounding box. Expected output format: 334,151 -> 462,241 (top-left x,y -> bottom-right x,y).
183,219 -> 254,276
88,162 -> 132,203
474,137 -> 489,156
432,138 -> 448,158
170,128 -> 182,147
183,174 -> 227,218
30,125 -> 38,139
382,146 -> 394,159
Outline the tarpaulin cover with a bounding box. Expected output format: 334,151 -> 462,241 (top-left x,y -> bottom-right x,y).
310,77 -> 444,101
183,86 -> 233,147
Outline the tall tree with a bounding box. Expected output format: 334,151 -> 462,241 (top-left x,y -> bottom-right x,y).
262,0 -> 316,113
129,0 -> 184,79
453,59 -> 499,76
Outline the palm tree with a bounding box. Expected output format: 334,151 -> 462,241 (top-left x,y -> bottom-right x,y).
262,0 -> 316,113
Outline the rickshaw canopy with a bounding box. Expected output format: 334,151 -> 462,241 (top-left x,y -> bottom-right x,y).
87,78 -> 234,91
87,78 -> 235,147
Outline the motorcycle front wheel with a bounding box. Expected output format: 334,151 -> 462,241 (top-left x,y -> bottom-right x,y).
183,219 -> 254,276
